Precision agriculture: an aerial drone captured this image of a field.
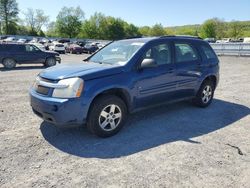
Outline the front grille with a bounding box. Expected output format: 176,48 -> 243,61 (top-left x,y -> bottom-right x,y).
36,85 -> 50,95
39,77 -> 57,83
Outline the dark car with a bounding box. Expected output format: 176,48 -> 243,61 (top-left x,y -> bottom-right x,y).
66,44 -> 83,54
0,43 -> 61,69
30,36 -> 219,137
82,43 -> 99,54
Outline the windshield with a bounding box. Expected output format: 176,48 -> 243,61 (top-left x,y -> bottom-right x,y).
89,40 -> 145,65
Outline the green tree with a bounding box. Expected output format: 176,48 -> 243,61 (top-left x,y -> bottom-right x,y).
105,17 -> 125,40
81,12 -> 136,40
164,28 -> 175,35
46,21 -> 57,37
150,23 -> 166,36
139,26 -> 151,36
228,21 -> 244,38
214,18 -> 227,39
16,24 -> 29,35
81,12 -> 107,39
123,23 -> 141,38
55,6 -> 84,38
0,0 -> 18,34
175,26 -> 198,36
200,19 -> 217,38
24,8 -> 49,36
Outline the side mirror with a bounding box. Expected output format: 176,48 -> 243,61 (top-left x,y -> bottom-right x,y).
140,58 -> 157,69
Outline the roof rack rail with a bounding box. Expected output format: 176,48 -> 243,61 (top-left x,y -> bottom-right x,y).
160,35 -> 203,40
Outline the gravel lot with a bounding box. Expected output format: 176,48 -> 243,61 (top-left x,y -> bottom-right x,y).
0,55 -> 250,188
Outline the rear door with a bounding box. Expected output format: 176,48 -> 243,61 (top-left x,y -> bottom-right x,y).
174,41 -> 202,98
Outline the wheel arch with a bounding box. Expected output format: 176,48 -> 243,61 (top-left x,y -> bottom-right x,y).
2,57 -> 17,63
203,75 -> 217,88
87,87 -> 132,118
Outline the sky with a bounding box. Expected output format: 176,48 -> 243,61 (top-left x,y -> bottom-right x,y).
17,0 -> 250,27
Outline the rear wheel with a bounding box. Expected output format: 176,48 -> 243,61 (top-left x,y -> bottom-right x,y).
193,80 -> 214,107
2,58 -> 16,69
87,95 -> 127,138
45,57 -> 56,67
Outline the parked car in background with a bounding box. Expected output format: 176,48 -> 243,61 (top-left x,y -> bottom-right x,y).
17,38 -> 27,43
76,41 -> 86,47
49,43 -> 65,54
82,43 -> 99,54
204,38 -> 216,43
0,43 -> 61,69
97,43 -> 106,49
66,44 -> 83,54
243,37 -> 250,43
57,38 -> 70,43
216,38 -> 232,43
30,43 -> 46,51
30,36 -> 219,137
4,37 -> 15,42
30,38 -> 38,43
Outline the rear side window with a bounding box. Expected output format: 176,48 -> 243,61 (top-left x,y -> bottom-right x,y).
175,43 -> 198,63
201,45 -> 217,59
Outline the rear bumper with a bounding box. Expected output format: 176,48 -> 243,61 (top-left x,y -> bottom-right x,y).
29,89 -> 88,126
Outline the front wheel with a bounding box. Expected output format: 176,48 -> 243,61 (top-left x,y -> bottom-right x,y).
44,57 -> 56,67
193,80 -> 214,107
87,95 -> 127,138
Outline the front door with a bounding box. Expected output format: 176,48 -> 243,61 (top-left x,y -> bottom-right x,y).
23,44 -> 44,64
134,42 -> 177,109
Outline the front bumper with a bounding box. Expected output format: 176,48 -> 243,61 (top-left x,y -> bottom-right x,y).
30,89 -> 88,126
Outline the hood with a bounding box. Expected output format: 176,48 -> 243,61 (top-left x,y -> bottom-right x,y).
39,62 -> 123,80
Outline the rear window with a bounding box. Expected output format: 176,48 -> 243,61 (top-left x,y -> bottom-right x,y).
175,43 -> 198,63
201,45 -> 217,59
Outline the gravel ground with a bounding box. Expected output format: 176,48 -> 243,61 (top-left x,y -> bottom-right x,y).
0,55 -> 249,188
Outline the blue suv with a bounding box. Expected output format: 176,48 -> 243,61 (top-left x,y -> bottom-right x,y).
0,43 -> 61,69
30,36 -> 219,137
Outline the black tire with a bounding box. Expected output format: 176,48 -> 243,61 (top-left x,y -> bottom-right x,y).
87,95 -> 127,138
193,80 -> 214,108
44,57 -> 56,67
2,58 -> 16,69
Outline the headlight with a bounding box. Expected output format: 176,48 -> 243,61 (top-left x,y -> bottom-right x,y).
52,77 -> 84,98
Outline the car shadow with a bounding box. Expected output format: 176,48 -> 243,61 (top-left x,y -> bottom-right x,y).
0,65 -> 45,71
40,99 -> 250,159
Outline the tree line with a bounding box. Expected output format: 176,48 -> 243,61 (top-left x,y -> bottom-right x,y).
0,0 -> 249,40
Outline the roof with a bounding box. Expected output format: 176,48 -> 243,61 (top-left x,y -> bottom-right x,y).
120,35 -> 203,43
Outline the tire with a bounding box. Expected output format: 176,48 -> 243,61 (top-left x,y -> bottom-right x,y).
2,58 -> 16,69
45,57 -> 56,67
87,95 -> 127,138
193,80 -> 214,107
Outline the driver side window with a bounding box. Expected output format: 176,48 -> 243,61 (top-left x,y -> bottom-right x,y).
25,45 -> 39,52
143,43 -> 171,66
